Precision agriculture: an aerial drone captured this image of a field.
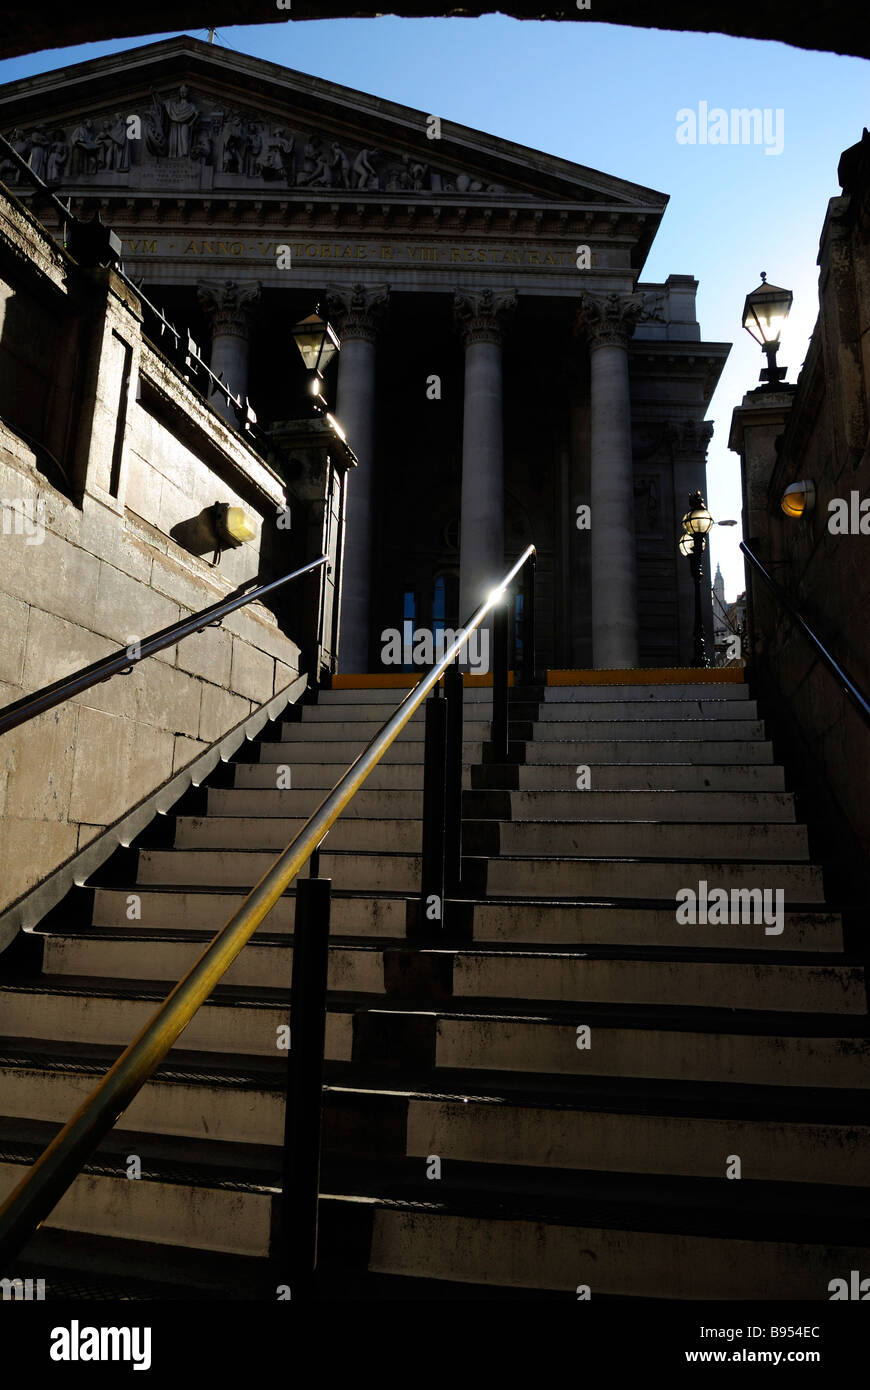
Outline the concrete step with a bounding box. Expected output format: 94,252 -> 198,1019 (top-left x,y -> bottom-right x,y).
482,857 -> 824,901
302,697 -> 757,723
336,1191 -> 869,1298
0,1122 -> 276,1257
0,980 -> 353,1058
256,740 -> 482,764
473,821 -> 808,860
235,761 -> 466,790
427,1009 -> 870,1088
527,719 -> 765,742
4,1049 -> 868,1184
208,787 -> 424,818
174,815 -> 422,854
39,931 -> 387,993
542,682 -> 750,703
514,763 -> 786,791
35,933 -> 864,1014
317,682 -> 749,704
0,1046 -> 285,1147
534,700 -> 759,721
91,886 -> 408,936
400,1090 -> 870,1188
486,790 -> 796,822
523,740 -> 773,764
279,720 -> 492,742
469,902 -> 843,952
447,951 -> 866,1013
137,848 -> 420,893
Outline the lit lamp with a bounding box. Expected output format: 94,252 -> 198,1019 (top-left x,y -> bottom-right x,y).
678,490 -> 715,668
742,272 -> 793,388
781,480 -> 815,518
290,306 -> 340,414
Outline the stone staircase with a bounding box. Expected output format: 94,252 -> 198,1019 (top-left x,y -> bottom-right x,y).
1,673 -> 869,1299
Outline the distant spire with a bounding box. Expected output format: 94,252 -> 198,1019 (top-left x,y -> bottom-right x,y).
207,27 -> 216,43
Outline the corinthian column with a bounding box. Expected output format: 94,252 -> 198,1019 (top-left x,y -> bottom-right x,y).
326,282 -> 389,672
197,279 -> 261,423
454,289 -> 516,630
575,290 -> 644,669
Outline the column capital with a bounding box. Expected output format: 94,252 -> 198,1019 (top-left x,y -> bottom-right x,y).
326,282 -> 390,342
197,279 -> 261,339
454,288 -> 517,347
574,290 -> 644,351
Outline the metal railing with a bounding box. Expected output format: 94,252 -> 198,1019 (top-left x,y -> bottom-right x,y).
0,557 -> 329,738
741,541 -> 870,732
0,544 -> 537,1292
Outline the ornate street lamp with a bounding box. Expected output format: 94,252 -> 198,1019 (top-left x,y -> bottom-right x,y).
290,306 -> 340,414
679,490 -> 715,667
742,272 -> 793,389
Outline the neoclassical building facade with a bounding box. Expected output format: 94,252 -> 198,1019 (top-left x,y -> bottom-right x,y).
0,35 -> 729,671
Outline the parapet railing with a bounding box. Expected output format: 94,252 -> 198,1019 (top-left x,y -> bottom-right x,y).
741,540 -> 870,732
0,557 -> 330,737
0,544 -> 537,1296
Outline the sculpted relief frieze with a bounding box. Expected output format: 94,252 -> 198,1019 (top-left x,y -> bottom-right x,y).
1,84 -> 516,197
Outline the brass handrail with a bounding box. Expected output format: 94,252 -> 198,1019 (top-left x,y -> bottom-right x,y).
0,557 -> 329,737
0,543 -> 536,1266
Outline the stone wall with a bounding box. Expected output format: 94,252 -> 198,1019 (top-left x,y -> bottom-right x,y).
731,130 -> 870,868
0,183 -> 302,914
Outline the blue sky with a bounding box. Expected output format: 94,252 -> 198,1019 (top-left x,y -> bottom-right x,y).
2,18 -> 867,598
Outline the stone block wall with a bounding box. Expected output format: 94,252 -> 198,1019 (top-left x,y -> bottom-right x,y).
732,130 -> 870,865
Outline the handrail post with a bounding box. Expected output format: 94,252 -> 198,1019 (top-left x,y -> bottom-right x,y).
444,658 -> 464,898
420,686 -> 448,930
522,553 -> 537,686
281,874 -> 331,1301
491,597 -> 510,763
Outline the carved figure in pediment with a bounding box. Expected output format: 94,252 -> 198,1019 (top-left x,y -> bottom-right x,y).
221,113 -> 247,174
46,135 -> 69,184
247,124 -> 265,178
329,142 -> 350,188
164,85 -> 198,158
352,147 -> 379,190
27,127 -> 50,180
71,118 -> 101,174
191,117 -> 212,165
297,137 -> 333,187
144,97 -> 167,156
408,159 -> 427,191
96,116 -> 130,172
261,127 -> 295,181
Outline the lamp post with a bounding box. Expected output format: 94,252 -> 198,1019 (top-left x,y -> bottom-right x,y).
679,490 -> 714,667
290,306 -> 341,414
741,272 -> 793,389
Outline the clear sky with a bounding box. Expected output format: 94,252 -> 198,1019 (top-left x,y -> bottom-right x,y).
2,18 -> 867,599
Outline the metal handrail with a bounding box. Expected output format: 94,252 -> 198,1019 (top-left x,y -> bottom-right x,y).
0,543 -> 536,1266
0,557 -> 329,738
741,540 -> 870,731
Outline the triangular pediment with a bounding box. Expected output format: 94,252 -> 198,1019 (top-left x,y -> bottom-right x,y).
0,35 -> 668,219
